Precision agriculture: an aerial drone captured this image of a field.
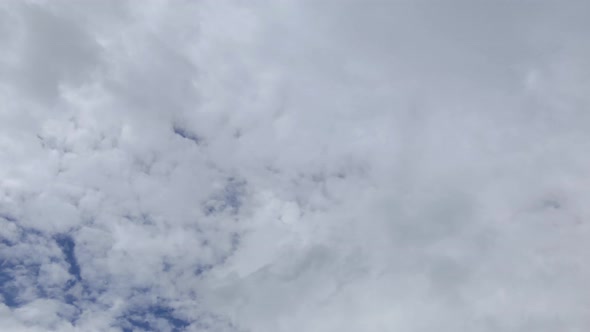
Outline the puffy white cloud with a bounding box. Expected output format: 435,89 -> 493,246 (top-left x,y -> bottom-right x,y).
1,0 -> 590,331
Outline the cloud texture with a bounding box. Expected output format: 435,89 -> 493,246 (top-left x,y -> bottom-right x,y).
1,1 -> 590,331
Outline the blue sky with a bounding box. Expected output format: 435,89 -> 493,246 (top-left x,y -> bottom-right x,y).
1,1 -> 590,331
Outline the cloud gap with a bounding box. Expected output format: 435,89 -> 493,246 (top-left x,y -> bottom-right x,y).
54,234 -> 82,282
120,304 -> 191,332
172,123 -> 203,145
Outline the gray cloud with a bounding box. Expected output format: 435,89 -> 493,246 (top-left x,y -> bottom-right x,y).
1,1 -> 590,331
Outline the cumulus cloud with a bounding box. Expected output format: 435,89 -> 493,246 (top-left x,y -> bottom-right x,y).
1,1 -> 590,331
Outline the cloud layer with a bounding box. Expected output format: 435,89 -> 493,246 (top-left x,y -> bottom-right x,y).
1,1 -> 590,331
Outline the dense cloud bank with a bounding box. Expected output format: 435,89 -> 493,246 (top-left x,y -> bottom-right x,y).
1,1 -> 590,331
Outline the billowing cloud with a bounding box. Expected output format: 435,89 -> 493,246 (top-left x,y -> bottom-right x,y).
1,1 -> 590,331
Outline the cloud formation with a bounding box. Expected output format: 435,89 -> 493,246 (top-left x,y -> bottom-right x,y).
1,1 -> 590,331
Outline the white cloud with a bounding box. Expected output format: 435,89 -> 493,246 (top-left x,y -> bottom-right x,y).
1,1 -> 590,331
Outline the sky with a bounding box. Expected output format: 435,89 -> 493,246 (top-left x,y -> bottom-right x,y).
1,1 -> 590,331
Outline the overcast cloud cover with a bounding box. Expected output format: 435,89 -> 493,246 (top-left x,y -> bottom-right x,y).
1,0 -> 590,331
